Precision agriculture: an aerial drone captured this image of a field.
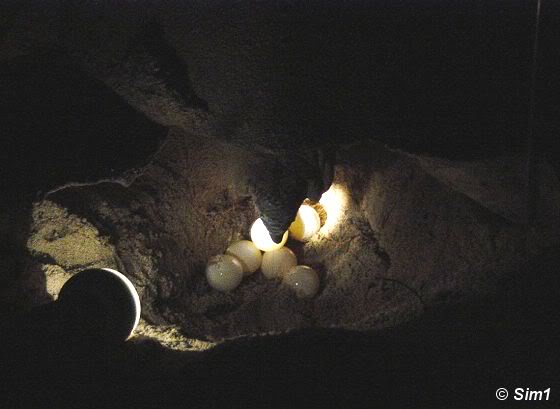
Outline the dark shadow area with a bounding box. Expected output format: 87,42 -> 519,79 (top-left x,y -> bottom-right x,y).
0,248 -> 558,409
267,0 -> 537,159
536,0 -> 560,175
0,49 -> 166,308
1,2 -> 559,408
0,49 -> 166,197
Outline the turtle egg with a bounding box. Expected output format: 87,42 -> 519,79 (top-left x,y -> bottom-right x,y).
261,247 -> 297,279
206,254 -> 244,292
250,218 -> 288,252
225,240 -> 262,275
283,265 -> 320,298
289,205 -> 321,242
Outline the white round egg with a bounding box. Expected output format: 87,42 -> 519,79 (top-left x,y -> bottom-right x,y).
205,254 -> 244,292
261,247 -> 297,279
225,240 -> 262,275
283,265 -> 320,298
250,218 -> 288,252
289,205 -> 321,242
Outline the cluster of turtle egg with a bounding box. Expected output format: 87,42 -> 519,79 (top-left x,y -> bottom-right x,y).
205,204 -> 322,298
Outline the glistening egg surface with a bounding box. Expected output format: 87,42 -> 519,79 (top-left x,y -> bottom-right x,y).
250,218 -> 288,252
206,254 -> 244,292
261,247 -> 297,279
226,240 -> 262,275
289,205 -> 321,242
283,265 -> 320,298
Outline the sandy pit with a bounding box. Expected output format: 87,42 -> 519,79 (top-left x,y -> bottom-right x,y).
15,128 -> 558,345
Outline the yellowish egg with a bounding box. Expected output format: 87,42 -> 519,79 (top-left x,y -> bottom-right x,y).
261,247 -> 297,279
225,240 -> 262,275
289,205 -> 321,242
205,254 -> 243,292
283,265 -> 320,298
250,218 -> 288,252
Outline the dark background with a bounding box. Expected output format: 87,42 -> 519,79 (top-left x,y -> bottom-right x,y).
1,1 -> 559,408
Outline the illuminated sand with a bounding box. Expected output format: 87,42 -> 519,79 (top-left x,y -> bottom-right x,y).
18,131 -> 560,347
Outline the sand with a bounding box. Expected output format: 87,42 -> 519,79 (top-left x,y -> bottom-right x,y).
15,128 -> 558,345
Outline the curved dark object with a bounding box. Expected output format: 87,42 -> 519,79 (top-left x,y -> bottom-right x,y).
249,148 -> 334,242
250,157 -> 307,243
107,22 -> 334,238
58,268 -> 140,343
100,21 -> 209,130
1,1 -> 543,239
90,3 -> 536,239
